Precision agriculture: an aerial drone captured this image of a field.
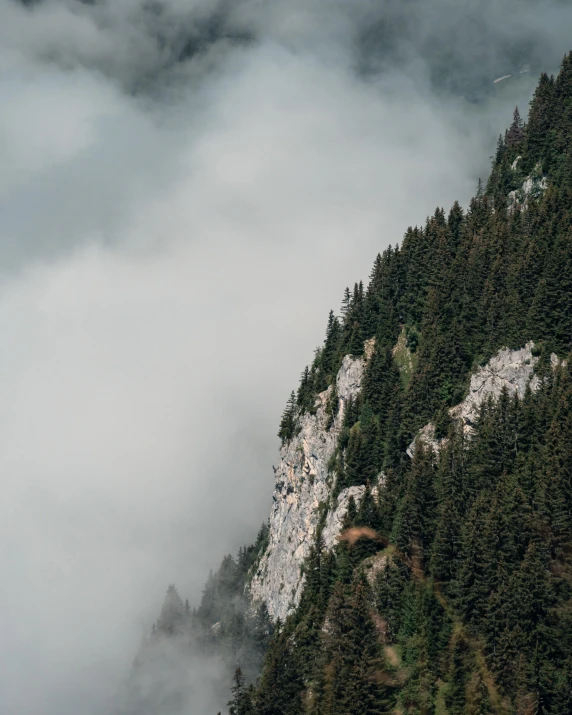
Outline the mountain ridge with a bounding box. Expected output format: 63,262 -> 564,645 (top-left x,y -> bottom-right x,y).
124,52 -> 572,715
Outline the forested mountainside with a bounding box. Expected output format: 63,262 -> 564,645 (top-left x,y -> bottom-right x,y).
129,54 -> 572,715
116,525 -> 273,714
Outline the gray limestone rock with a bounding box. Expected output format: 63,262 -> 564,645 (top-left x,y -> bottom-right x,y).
250,332 -> 565,622
322,486 -> 367,549
408,342 -> 540,457
508,163 -> 548,210
250,346 -> 372,621
322,480 -> 383,549
407,422 -> 440,459
451,342 -> 540,427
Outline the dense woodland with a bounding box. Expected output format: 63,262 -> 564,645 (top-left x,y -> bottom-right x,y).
146,55 -> 572,714
240,54 -> 572,715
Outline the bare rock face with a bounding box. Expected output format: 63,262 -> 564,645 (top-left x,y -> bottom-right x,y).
451,342 -> 539,427
407,422 -> 440,458
323,486 -> 367,548
408,342 -> 539,457
322,475 -> 384,549
250,346 -> 372,621
508,162 -> 548,210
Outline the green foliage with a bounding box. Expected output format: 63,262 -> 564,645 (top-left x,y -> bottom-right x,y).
244,61 -> 572,715
148,523 -> 273,694
228,668 -> 256,715
278,391 -> 299,444
128,55 -> 572,715
319,576 -> 393,714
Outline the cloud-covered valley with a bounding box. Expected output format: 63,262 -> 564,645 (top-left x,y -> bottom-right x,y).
0,1 -> 571,713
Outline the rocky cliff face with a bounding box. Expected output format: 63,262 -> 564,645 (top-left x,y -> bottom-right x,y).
252,341 -> 557,621
250,345 -> 373,621
408,342 -> 545,456
508,160 -> 548,210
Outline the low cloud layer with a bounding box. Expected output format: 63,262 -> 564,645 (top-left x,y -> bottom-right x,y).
0,1 -> 570,713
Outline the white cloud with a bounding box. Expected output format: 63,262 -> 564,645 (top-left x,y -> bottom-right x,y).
0,68 -> 118,193
0,1 -> 566,713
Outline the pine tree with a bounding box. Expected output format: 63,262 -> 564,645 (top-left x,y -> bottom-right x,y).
321,577 -> 392,714
278,391 -> 298,443
156,584 -> 185,636
505,106 -> 525,147
228,668 -> 255,715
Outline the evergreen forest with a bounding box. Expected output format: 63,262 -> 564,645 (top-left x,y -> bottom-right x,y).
149,54 -> 572,715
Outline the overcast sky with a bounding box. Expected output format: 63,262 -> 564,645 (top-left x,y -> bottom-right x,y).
0,1 -> 570,714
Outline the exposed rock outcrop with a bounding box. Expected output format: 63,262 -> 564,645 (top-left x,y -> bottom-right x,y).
408,342 -> 540,456
322,485 -> 368,549
450,342 -> 540,426
252,339 -> 559,620
363,551 -> 391,586
250,343 -> 373,620
508,162 -> 548,210
322,479 -> 383,549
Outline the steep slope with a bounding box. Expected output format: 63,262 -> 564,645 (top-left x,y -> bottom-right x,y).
407,342 -> 542,456
116,533 -> 273,715
230,53 -> 572,715
250,347 -> 377,620
251,338 -> 563,622
131,53 -> 572,715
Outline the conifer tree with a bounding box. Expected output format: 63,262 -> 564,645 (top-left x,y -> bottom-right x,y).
278,391 -> 298,443
505,106 -> 525,147
228,668 -> 255,715
321,577 -> 392,714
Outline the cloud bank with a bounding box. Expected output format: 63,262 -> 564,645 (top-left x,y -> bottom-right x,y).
0,1 -> 570,713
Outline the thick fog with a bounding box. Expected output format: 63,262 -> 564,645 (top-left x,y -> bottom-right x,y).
0,1 -> 570,713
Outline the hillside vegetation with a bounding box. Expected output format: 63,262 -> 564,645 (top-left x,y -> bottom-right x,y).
139,54 -> 572,715
231,53 -> 572,715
